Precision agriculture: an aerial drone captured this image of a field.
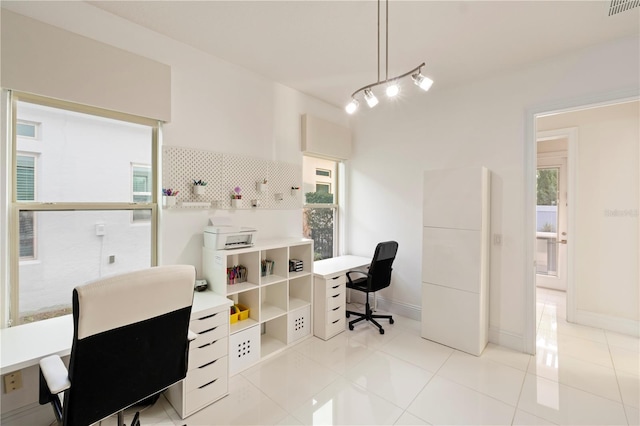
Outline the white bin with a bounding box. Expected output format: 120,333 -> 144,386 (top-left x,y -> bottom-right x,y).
229,324 -> 260,375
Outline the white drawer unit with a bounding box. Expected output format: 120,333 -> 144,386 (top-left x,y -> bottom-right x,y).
165,293 -> 231,419
313,274 -> 346,340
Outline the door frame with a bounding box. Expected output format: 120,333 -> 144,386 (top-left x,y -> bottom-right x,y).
523,91 -> 638,355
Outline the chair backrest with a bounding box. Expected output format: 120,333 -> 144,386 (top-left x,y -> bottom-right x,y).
367,241 -> 399,292
63,265 -> 195,426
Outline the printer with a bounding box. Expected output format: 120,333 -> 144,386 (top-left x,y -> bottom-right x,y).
204,218 -> 257,250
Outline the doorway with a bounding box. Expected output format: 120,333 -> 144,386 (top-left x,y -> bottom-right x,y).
528,98 -> 640,354
535,135 -> 569,291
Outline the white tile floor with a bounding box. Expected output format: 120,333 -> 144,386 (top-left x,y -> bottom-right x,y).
98,289 -> 639,425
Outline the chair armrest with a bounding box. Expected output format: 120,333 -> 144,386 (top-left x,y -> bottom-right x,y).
187,329 -> 198,341
346,270 -> 368,284
39,355 -> 70,395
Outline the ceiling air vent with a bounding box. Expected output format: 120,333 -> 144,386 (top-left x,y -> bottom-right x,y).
609,0 -> 639,16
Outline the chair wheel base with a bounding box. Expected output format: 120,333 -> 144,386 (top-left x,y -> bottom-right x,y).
349,324 -> 354,330
389,318 -> 394,324
379,328 -> 384,334
346,312 -> 350,318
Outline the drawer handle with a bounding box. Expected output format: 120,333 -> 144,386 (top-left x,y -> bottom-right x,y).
198,378 -> 218,390
199,326 -> 219,335
332,307 -> 340,311
332,319 -> 340,324
197,339 -> 218,349
331,284 -> 340,289
198,359 -> 218,369
331,294 -> 340,298
197,312 -> 219,321
331,276 -> 340,280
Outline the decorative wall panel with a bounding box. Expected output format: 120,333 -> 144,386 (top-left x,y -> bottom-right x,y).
162,146 -> 302,210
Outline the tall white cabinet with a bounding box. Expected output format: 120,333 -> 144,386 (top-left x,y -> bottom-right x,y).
421,167 -> 490,356
203,238 -> 313,374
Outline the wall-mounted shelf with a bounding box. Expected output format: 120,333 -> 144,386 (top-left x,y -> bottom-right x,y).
163,146 -> 302,210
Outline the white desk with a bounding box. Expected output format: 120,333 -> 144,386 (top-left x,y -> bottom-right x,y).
313,255 -> 370,279
312,255 -> 370,340
0,315 -> 73,375
0,291 -> 230,376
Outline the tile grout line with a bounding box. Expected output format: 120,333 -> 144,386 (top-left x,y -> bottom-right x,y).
604,329 -> 632,426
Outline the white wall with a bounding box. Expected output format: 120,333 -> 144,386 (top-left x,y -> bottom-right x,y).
347,36 -> 640,351
0,4 -> 346,416
538,101 -> 639,328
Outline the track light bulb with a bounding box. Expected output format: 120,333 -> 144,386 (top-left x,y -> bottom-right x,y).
386,82 -> 400,97
364,89 -> 379,108
412,72 -> 434,91
345,99 -> 359,114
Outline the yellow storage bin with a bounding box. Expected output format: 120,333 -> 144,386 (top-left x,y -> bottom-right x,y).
235,304 -> 250,321
229,306 -> 239,324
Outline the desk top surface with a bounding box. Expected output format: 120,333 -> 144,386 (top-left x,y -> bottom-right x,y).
0,291 -> 231,375
313,255 -> 370,279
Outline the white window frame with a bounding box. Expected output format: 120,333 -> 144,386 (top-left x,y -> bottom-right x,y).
7,91 -> 160,326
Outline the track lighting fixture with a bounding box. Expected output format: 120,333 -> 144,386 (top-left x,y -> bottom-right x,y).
345,99 -> 359,114
345,0 -> 434,114
364,89 -> 379,108
412,72 -> 434,92
386,82 -> 400,97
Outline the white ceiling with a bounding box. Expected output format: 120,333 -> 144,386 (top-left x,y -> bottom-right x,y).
6,1 -> 640,109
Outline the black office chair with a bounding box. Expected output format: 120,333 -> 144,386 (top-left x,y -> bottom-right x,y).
345,241 -> 399,334
38,265 -> 196,426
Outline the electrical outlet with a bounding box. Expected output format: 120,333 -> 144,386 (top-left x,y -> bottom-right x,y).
109,255 -> 116,264
493,233 -> 502,245
4,371 -> 23,393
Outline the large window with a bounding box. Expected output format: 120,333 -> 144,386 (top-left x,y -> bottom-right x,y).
10,93 -> 159,325
303,156 -> 339,260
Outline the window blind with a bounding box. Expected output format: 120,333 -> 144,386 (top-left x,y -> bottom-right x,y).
16,156 -> 35,201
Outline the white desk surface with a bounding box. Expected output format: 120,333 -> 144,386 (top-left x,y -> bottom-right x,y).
0,291 -> 231,375
1,314 -> 73,375
313,255 -> 370,279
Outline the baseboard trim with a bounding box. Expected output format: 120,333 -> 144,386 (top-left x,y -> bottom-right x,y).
1,401 -> 53,425
488,326 -> 529,354
374,296 -> 421,322
573,309 -> 640,337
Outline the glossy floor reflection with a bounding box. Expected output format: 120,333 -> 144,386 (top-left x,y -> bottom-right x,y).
102,289 -> 638,425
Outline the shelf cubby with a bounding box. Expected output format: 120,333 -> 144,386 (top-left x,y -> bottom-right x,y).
289,274 -> 312,311
228,288 -> 259,326
261,281 -> 288,322
260,247 -> 288,283
289,243 -> 313,275
261,316 -> 288,358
